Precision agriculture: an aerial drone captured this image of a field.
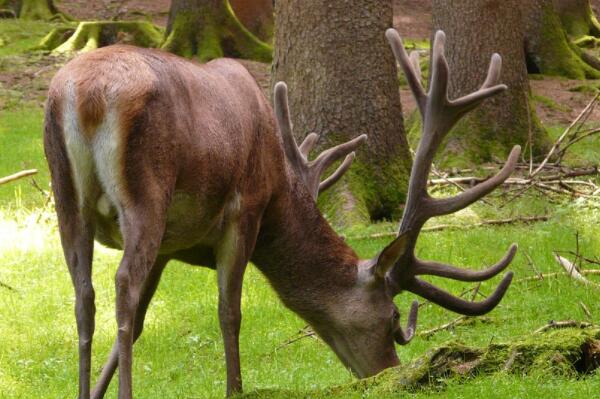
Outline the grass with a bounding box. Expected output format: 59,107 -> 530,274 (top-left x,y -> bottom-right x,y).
1,198 -> 599,398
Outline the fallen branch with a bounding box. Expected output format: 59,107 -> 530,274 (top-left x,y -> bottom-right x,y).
418,316 -> 491,339
530,92 -> 600,178
534,320 -> 593,334
0,169 -> 37,185
515,269 -> 600,284
554,254 -> 600,289
348,215 -> 549,240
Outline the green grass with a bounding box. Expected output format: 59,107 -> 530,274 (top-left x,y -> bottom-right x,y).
1,202 -> 599,398
0,107 -> 49,209
0,20 -> 61,57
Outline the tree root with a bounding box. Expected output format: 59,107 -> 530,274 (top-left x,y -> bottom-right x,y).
162,0 -> 272,62
37,21 -> 163,54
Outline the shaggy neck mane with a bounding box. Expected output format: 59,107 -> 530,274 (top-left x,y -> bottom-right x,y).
251,177 -> 358,313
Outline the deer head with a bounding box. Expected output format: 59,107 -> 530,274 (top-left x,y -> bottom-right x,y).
272,28 -> 518,377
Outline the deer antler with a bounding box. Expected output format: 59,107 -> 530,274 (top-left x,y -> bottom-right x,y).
384,29 -> 519,315
274,82 -> 368,199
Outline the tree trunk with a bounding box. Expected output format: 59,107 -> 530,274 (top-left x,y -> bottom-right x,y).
272,0 -> 412,225
553,0 -> 600,37
162,0 -> 272,62
0,0 -> 68,20
229,0 -> 273,41
432,0 -> 548,165
521,0 -> 600,79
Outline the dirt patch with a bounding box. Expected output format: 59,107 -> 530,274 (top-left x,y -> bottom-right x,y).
56,0 -> 170,26
393,0 -> 432,40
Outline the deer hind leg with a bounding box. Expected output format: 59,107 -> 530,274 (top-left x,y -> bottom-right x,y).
215,208 -> 260,396
91,256 -> 169,399
113,202 -> 168,399
44,97 -> 98,399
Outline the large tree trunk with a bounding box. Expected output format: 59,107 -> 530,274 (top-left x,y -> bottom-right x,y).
521,0 -> 600,79
229,0 -> 273,41
432,0 -> 548,164
272,0 -> 412,225
162,0 -> 272,62
553,0 -> 600,37
0,0 -> 68,20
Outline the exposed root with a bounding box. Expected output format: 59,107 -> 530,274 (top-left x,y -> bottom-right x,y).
161,0 -> 272,62
38,21 -> 163,54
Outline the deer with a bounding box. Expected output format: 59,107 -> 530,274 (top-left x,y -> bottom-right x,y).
44,27 -> 519,398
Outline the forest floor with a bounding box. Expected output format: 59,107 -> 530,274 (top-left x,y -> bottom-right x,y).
1,2 -> 600,398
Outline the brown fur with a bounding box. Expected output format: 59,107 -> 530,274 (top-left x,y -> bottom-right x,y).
46,45 -> 377,399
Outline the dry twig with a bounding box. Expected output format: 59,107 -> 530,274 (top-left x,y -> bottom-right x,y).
534,320 -> 593,334
0,169 -> 37,185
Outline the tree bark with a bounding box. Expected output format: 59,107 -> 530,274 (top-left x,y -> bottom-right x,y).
521,0 -> 600,79
163,0 -> 272,62
229,0 -> 273,41
553,0 -> 600,37
272,0 -> 412,225
432,0 -> 548,164
0,0 -> 68,20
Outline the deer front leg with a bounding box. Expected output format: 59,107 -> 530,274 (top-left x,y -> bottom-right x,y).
91,256 -> 169,399
114,208 -> 166,399
216,217 -> 259,396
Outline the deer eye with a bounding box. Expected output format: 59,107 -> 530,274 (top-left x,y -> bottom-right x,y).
392,310 -> 400,322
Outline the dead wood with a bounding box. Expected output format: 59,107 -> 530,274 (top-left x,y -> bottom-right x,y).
348,215 -> 548,240
534,320 -> 593,334
0,169 -> 37,185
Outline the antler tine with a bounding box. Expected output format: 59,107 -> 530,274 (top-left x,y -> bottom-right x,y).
430,145 -> 520,216
414,244 -> 517,282
394,300 -> 419,345
273,81 -> 368,199
299,133 -> 320,157
385,28 -> 426,115
274,82 -> 304,171
449,53 -> 507,115
409,51 -> 421,83
428,30 -> 450,104
318,152 -> 356,193
407,272 -> 514,316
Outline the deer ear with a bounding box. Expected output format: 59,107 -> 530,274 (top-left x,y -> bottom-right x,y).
372,232 -> 409,279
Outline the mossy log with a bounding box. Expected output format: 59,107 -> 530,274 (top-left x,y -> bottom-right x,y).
0,0 -> 71,21
242,327 -> 600,398
162,0 -> 272,63
523,0 -> 600,79
37,21 -> 163,54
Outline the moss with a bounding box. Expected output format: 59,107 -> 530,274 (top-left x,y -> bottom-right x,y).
38,21 -> 163,54
532,93 -> 571,112
569,82 -> 600,93
318,152 -> 410,228
573,35 -> 600,48
242,328 -> 600,398
161,0 -> 272,63
531,4 -> 600,79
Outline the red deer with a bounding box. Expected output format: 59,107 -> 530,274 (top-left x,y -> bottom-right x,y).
44,28 -> 518,398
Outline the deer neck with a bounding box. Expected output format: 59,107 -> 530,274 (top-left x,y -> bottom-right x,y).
251,178 -> 358,316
